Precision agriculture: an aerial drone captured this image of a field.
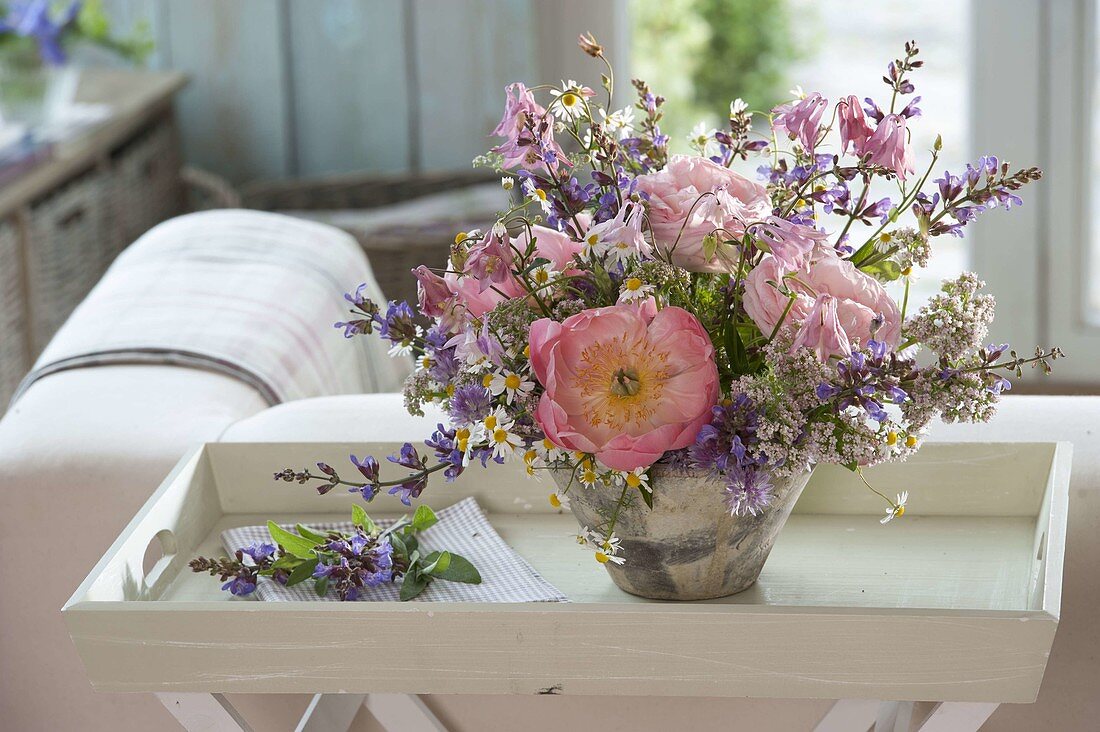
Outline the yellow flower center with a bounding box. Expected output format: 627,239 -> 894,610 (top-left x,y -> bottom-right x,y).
625,473 -> 642,488
524,345 -> 531,359
886,431 -> 898,446
574,333 -> 669,432
454,231 -> 467,244
905,435 -> 918,448
421,356 -> 434,369
561,92 -> 580,108
582,469 -> 598,483
534,188 -> 547,201
493,428 -> 509,444
879,232 -> 893,243
595,551 -> 610,564
445,384 -> 455,397
896,505 -> 906,517
482,373 -> 495,388
455,427 -> 470,453
505,373 -> 522,390
484,414 -> 498,430
625,277 -> 643,292
586,233 -> 599,247
549,493 -> 562,508
534,269 -> 550,285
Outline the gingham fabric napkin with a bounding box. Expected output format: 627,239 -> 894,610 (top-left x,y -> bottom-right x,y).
221,497 -> 567,602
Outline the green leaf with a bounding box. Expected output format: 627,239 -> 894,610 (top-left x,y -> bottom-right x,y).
399,570 -> 431,601
412,505 -> 438,531
639,487 -> 654,509
351,504 -> 376,534
861,259 -> 903,282
267,521 -> 317,559
314,577 -> 329,597
285,558 -> 319,587
389,531 -> 408,558
432,553 -> 481,584
295,524 -> 327,543
422,551 -> 451,576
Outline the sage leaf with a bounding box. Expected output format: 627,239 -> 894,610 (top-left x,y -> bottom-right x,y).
432,553 -> 481,584
267,521 -> 317,559
412,504 -> 438,531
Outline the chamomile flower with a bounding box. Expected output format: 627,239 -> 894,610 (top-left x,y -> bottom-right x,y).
521,178 -> 552,215
415,353 -> 435,373
582,230 -> 606,258
599,106 -> 635,138
730,98 -> 749,115
618,276 -> 655,303
577,459 -> 600,489
522,448 -> 544,481
388,331 -> 421,358
501,176 -> 515,191
539,437 -> 567,463
548,487 -> 570,509
529,262 -> 560,290
619,467 -> 651,493
593,532 -> 625,565
483,409 -> 522,460
488,370 -> 535,404
688,121 -> 715,153
880,491 -> 909,524
550,80 -> 591,120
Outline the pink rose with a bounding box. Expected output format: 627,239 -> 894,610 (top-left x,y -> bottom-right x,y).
742,252 -> 901,355
529,304 -> 719,471
634,154 -> 771,272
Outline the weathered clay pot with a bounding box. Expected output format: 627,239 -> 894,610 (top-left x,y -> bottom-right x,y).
553,466 -> 812,601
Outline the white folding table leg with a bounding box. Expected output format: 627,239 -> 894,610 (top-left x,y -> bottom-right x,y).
914,702 -> 999,732
296,694 -> 368,732
365,694 -> 449,732
156,693 -> 253,732
814,699 -> 879,732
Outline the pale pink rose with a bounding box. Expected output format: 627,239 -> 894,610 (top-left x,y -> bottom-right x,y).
837,95 -> 874,156
518,225 -> 585,271
790,294 -> 851,360
634,154 -> 771,272
742,252 -> 901,353
772,92 -> 829,152
864,114 -> 915,180
529,304 -> 718,471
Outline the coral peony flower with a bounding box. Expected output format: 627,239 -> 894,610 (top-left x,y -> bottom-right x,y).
837,95 -> 875,156
772,92 -> 828,152
634,154 -> 770,272
518,224 -> 585,271
864,113 -> 915,180
529,304 -> 719,471
742,252 -> 901,355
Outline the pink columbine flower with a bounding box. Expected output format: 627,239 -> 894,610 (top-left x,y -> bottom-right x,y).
742,251 -> 902,354
491,82 -> 568,171
749,216 -> 829,271
528,303 -> 719,472
837,95 -> 875,156
464,226 -> 515,293
412,265 -> 452,318
772,92 -> 828,152
790,294 -> 852,360
864,113 -> 915,180
634,154 -> 771,272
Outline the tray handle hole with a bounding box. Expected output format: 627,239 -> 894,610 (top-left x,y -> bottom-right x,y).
142,529 -> 178,588
1036,531 -> 1047,562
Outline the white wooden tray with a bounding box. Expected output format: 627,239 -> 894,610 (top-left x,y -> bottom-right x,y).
64,440 -> 1070,704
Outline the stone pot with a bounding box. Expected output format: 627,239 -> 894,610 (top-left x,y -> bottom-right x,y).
553,466 -> 813,601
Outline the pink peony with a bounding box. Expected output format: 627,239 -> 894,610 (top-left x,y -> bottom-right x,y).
772,92 -> 829,152
864,113 -> 915,180
742,252 -> 902,354
529,303 -> 719,471
634,155 -> 771,272
790,294 -> 851,360
518,224 -> 585,271
837,95 -> 874,156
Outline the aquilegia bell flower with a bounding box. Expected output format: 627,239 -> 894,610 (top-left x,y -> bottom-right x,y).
528,302 -> 719,471
634,154 -> 770,272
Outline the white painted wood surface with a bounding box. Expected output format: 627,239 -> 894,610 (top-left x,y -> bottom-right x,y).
62,438 -> 1069,705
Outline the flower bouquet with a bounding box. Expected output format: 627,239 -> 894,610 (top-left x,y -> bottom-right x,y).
292,35 -> 1060,601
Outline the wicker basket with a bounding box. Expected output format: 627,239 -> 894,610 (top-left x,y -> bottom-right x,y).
241,170 -> 497,212
0,217 -> 29,406
109,117 -> 185,257
24,165 -> 113,354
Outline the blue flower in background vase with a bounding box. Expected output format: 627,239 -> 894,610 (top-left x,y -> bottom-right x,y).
0,1 -> 82,66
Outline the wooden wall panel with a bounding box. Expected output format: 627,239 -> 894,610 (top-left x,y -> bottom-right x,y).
287,0 -> 412,176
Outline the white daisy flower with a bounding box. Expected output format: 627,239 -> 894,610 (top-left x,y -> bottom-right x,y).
488,370 -> 534,404
880,490 -> 909,524
548,487 -> 570,509
730,98 -> 749,115
618,276 -> 655,303
522,448 -> 545,481
619,467 -> 651,493
582,230 -> 607,259
593,532 -> 625,565
388,326 -> 422,358
415,353 -> 435,373
688,121 -> 715,153
599,106 -> 635,138
529,262 -> 560,290
483,410 -> 521,461
539,437 -> 568,463
550,80 -> 589,120
521,178 -> 552,215
577,460 -> 600,489
501,176 -> 515,191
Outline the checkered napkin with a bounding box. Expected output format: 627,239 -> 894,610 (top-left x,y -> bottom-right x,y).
221,497 -> 567,602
